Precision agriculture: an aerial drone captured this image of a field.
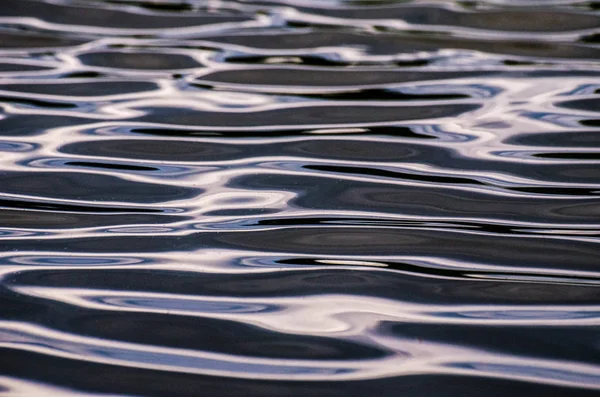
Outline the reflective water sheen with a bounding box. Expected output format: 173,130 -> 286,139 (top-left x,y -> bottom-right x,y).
0,0 -> 600,396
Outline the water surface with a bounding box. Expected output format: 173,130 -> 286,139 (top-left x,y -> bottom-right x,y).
0,0 -> 600,396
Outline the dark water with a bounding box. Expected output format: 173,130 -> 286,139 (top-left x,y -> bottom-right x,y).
1,0 -> 600,395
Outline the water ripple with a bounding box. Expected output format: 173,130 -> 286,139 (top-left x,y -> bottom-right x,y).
0,0 -> 599,396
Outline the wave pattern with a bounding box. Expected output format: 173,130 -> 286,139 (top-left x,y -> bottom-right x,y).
0,0 -> 600,396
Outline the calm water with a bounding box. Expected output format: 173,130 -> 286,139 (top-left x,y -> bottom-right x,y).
0,0 -> 600,396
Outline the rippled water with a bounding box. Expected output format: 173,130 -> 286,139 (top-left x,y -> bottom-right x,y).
1,0 -> 600,395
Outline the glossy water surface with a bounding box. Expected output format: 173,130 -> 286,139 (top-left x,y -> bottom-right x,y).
1,0 -> 600,396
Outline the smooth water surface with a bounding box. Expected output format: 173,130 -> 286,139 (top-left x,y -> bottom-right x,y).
0,0 -> 599,396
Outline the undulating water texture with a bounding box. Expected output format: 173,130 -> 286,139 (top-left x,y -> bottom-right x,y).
1,0 -> 600,396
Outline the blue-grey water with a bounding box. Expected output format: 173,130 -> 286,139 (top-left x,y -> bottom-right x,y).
0,0 -> 599,396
